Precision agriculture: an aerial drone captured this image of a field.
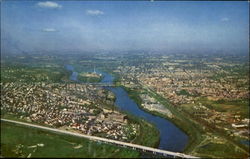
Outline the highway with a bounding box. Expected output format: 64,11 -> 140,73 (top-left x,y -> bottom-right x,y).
1,118 -> 198,158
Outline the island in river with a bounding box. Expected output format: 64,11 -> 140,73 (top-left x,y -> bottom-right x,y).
66,64 -> 189,152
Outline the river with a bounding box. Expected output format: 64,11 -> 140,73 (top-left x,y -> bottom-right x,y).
65,65 -> 188,152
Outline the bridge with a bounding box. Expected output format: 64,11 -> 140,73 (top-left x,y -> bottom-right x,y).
81,83 -> 115,87
1,119 -> 198,158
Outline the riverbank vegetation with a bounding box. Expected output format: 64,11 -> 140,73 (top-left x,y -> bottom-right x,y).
125,114 -> 160,148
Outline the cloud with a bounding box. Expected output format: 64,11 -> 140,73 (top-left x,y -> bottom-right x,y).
86,10 -> 104,16
42,28 -> 57,32
37,1 -> 62,9
221,17 -> 229,22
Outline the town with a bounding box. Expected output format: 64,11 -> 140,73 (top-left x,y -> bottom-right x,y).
1,82 -> 137,142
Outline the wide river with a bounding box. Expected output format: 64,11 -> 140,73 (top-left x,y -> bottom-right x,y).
65,65 -> 188,152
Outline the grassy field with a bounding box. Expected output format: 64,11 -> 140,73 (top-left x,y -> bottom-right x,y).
2,110 -> 160,156
1,121 -> 140,158
197,97 -> 249,118
194,140 -> 249,158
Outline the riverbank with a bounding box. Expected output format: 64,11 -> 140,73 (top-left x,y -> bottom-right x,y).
92,97 -> 160,148
143,87 -> 249,157
118,85 -> 203,152
124,112 -> 160,148
64,65 -> 160,149
112,75 -> 194,152
117,83 -> 249,158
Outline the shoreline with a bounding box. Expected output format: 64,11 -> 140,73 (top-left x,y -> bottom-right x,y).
65,66 -> 161,148
116,83 -> 249,158
113,82 -> 203,155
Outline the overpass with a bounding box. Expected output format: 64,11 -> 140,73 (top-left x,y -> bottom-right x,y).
1,118 -> 198,158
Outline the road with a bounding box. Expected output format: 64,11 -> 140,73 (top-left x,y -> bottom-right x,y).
1,118 -> 198,158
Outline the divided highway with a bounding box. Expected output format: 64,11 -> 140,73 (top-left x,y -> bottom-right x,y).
1,118 -> 199,158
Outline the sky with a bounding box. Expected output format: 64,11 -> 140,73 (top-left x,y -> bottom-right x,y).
1,1 -> 249,54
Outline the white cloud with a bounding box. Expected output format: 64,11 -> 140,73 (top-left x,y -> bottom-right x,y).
221,17 -> 229,22
37,1 -> 62,9
86,10 -> 104,16
42,28 -> 57,32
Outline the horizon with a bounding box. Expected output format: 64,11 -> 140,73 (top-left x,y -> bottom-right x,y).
1,1 -> 249,54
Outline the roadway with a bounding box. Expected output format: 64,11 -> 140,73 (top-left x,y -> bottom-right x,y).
1,118 -> 199,158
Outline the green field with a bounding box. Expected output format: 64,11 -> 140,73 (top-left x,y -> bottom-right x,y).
1,65 -> 69,83
195,141 -> 249,158
1,112 -> 160,157
197,97 -> 249,119
1,121 -> 140,158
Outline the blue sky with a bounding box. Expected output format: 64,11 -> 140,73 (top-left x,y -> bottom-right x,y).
1,1 -> 249,54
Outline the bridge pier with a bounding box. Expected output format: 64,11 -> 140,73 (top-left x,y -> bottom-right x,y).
163,153 -> 170,158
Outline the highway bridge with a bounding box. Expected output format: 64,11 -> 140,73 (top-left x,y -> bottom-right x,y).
1,118 -> 198,158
